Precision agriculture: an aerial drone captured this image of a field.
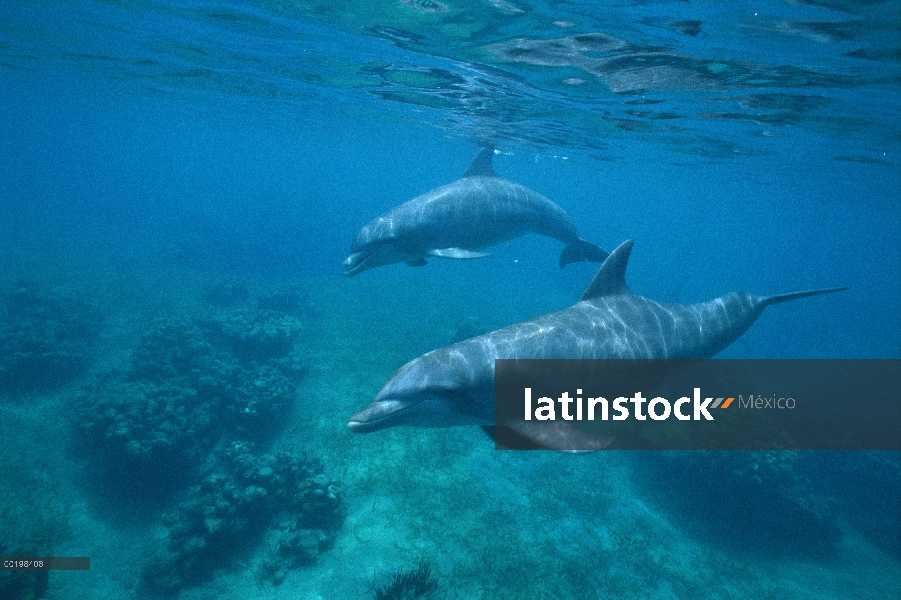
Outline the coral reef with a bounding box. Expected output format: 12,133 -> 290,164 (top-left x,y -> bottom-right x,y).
374,560 -> 439,600
203,308 -> 304,363
202,279 -> 249,307
636,451 -> 842,558
0,280 -> 100,394
73,308 -> 305,491
0,454 -> 70,600
255,286 -> 315,316
71,301 -> 345,594
140,441 -> 344,595
0,525 -> 52,600
0,544 -> 49,600
805,451 -> 901,560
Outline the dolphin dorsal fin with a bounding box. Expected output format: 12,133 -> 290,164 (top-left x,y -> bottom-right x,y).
463,147 -> 497,178
580,240 -> 634,301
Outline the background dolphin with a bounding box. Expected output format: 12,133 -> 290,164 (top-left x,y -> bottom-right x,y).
343,147 -> 608,276
347,240 -> 846,448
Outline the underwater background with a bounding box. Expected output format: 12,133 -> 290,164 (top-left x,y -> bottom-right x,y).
1,0 -> 899,598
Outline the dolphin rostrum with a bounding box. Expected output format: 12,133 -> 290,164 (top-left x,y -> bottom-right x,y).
343,147 -> 608,276
348,240 -> 846,448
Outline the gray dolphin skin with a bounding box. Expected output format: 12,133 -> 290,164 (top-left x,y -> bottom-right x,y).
343,147 -> 608,276
347,240 -> 846,448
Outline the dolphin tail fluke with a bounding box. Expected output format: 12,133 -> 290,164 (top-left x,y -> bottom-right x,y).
761,286 -> 848,307
559,239 -> 610,269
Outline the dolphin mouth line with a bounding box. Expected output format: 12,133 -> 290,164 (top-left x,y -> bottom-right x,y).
347,413 -> 393,433
347,419 -> 378,432
348,397 -> 426,432
343,253 -> 370,276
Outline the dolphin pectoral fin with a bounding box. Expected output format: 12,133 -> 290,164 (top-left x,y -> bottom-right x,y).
428,248 -> 491,259
406,258 -> 428,267
493,422 -> 615,452
559,239 -> 610,269
462,146 -> 497,178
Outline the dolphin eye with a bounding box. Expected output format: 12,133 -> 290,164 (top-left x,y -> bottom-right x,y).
433,385 -> 467,401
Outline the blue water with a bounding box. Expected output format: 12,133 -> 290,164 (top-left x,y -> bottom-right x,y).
1,1 -> 899,599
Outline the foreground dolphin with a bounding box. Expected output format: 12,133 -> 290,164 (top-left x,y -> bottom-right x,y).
343,147 -> 608,276
348,240 -> 845,448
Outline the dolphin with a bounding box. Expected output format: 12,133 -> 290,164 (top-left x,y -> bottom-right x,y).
343,147 -> 608,276
347,240 -> 846,448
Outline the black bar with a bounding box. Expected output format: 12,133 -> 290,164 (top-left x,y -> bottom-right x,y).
1,557 -> 90,570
